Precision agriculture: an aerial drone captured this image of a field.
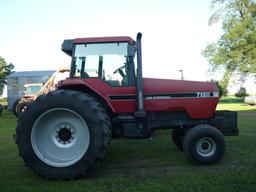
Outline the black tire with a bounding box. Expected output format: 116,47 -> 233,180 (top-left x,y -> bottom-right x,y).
16,90 -> 111,179
172,129 -> 183,150
16,101 -> 30,118
183,125 -> 225,164
12,99 -> 20,117
13,98 -> 30,118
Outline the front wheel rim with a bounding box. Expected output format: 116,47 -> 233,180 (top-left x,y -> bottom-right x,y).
31,108 -> 90,167
196,137 -> 216,157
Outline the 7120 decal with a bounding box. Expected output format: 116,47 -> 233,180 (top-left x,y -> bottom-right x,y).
196,92 -> 211,98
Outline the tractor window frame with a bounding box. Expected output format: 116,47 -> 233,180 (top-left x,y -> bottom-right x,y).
70,42 -> 136,87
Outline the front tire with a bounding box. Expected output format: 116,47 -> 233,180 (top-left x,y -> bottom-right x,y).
16,90 -> 111,179
183,125 -> 225,164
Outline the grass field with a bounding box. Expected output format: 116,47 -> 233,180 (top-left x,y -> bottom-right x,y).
0,101 -> 256,192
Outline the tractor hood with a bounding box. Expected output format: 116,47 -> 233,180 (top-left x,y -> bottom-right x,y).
143,78 -> 219,98
142,78 -> 219,119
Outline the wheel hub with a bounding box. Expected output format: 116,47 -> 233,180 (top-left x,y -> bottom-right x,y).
31,108 -> 90,167
201,142 -> 209,150
56,126 -> 74,144
196,137 -> 216,157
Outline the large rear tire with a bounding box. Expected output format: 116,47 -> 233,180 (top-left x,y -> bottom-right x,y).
183,125 -> 225,164
16,90 -> 111,179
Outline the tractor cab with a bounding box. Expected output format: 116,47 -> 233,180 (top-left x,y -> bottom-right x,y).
62,36 -> 136,87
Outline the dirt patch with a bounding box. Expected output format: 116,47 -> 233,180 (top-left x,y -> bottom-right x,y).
90,162 -> 256,178
239,111 -> 256,117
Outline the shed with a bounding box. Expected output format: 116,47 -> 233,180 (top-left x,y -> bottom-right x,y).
7,70 -> 55,110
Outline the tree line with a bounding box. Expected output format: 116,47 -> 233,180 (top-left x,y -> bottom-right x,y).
203,0 -> 256,95
0,56 -> 14,96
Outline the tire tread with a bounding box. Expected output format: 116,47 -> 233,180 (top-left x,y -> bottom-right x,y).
16,90 -> 111,180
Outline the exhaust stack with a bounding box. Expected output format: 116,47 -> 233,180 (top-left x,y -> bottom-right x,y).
135,32 -> 146,118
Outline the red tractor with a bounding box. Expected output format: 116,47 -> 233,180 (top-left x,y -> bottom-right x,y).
16,33 -> 238,179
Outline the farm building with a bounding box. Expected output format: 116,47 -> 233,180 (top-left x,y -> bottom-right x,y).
7,70 -> 55,110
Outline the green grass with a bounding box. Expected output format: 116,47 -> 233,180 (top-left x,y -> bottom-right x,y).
219,96 -> 244,103
0,102 -> 256,192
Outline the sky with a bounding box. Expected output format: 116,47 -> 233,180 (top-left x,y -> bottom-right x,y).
0,0 -> 223,81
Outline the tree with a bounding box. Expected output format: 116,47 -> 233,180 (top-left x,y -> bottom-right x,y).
203,0 -> 256,88
210,79 -> 228,96
235,86 -> 248,97
0,56 -> 15,95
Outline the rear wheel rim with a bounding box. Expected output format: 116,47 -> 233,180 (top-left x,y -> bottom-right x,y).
31,108 -> 90,167
196,137 -> 216,157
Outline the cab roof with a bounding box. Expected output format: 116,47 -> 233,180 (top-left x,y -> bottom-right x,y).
62,36 -> 134,56
74,36 -> 134,44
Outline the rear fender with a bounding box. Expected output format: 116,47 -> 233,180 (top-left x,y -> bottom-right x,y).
57,81 -> 115,113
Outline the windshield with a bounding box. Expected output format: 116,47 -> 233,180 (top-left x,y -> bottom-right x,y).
71,42 -> 130,86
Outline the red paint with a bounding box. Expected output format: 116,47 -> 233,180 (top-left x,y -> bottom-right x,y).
143,78 -> 219,118
143,78 -> 217,93
58,77 -> 219,119
74,36 -> 134,44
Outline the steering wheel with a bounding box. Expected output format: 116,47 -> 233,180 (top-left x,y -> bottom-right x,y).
81,71 -> 89,78
113,65 -> 125,78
